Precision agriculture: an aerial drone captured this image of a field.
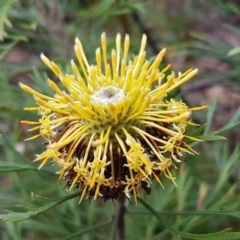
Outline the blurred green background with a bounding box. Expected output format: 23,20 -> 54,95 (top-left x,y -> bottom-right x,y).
1,0 -> 240,239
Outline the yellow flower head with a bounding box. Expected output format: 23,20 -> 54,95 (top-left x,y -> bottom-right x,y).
20,33 -> 206,203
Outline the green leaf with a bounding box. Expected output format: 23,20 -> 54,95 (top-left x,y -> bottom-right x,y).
0,192 -> 78,222
138,198 -> 240,239
216,106 -> 240,134
200,134 -> 227,141
61,219 -> 112,240
227,46 -> 240,57
0,41 -> 17,60
138,197 -> 181,239
222,23 -> 240,37
0,134 -> 32,164
225,2 -> 240,15
0,0 -> 17,40
188,124 -> 206,138
199,105 -> 240,142
210,144 -> 240,198
204,101 -> 218,134
189,31 -> 209,42
0,134 -> 54,173
180,229 -> 240,240
0,160 -> 37,172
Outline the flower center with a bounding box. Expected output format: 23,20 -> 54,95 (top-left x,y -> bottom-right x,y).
91,86 -> 125,106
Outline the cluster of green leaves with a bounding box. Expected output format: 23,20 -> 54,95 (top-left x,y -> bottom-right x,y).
1,0 -> 240,239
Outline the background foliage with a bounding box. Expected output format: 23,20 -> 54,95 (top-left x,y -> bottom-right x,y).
0,0 -> 240,239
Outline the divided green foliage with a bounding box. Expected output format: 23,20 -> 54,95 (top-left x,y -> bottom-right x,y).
0,0 -> 16,40
1,0 -> 240,239
0,193 -> 79,222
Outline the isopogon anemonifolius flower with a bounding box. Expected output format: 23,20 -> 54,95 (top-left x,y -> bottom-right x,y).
20,33 -> 206,203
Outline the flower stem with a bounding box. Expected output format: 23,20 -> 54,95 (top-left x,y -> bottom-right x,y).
113,193 -> 126,240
